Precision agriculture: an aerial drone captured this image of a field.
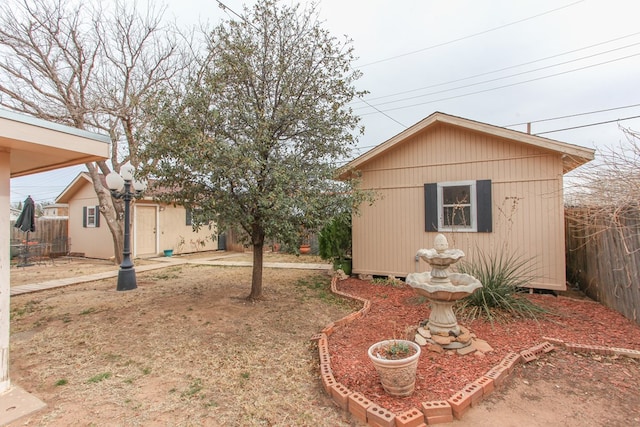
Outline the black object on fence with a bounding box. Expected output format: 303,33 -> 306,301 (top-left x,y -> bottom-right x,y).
14,196 -> 36,267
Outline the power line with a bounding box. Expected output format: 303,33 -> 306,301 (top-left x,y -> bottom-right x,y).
354,31 -> 640,105
215,0 -> 259,30
345,108 -> 640,162
358,51 -> 640,116
356,96 -> 406,128
357,0 -> 585,68
534,115 -> 640,135
504,103 -> 640,127
355,44 -> 640,112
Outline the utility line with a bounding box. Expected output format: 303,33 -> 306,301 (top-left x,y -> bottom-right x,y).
534,115 -> 640,135
358,51 -> 640,116
354,31 -> 640,104
347,108 -> 640,159
354,43 -> 640,111
504,103 -> 640,127
356,97 -> 406,128
215,0 -> 259,30
357,0 -> 584,68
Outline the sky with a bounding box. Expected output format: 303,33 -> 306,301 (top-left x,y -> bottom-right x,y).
10,0 -> 640,204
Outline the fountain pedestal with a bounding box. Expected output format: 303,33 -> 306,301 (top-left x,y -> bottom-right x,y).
406,234 -> 482,349
427,299 -> 460,335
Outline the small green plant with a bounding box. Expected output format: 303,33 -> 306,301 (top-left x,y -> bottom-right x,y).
371,277 -> 404,287
181,378 -> 203,398
386,341 -> 410,358
55,379 -> 68,386
374,340 -> 416,360
80,307 -> 95,315
87,372 -> 111,383
142,367 -> 151,375
455,248 -> 546,322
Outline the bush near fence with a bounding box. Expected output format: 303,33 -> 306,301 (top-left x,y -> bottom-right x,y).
566,206 -> 640,325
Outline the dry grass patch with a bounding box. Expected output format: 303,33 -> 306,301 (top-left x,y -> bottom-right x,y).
10,264 -> 358,426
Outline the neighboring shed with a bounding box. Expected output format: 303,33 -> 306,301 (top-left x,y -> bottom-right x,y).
56,172 -> 219,259
42,203 -> 68,217
340,112 -> 595,291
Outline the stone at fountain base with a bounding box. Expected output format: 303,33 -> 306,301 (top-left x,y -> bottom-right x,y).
414,324 -> 489,353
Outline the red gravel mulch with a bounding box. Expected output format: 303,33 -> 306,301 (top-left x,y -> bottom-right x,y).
327,278 -> 640,414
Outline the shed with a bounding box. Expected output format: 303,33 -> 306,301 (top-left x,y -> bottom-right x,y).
56,172 -> 219,259
340,112 -> 595,291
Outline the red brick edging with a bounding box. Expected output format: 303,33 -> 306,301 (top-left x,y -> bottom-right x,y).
311,276 -> 640,426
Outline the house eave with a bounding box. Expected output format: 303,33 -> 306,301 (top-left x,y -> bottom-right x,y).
0,108 -> 110,178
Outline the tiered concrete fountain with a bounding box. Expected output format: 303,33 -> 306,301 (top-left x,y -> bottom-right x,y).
406,234 -> 482,349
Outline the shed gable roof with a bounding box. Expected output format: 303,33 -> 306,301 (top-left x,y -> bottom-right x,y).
341,112 -> 595,177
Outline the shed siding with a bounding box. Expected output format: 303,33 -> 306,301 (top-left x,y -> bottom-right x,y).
352,123 -> 566,290
67,184 -> 114,259
67,180 -> 218,259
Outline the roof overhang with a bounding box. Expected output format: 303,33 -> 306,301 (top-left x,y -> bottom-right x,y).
339,112 -> 595,178
0,109 -> 110,177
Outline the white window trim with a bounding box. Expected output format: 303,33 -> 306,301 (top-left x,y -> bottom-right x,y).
86,206 -> 98,228
437,180 -> 477,232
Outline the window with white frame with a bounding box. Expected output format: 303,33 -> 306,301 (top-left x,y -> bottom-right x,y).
438,181 -> 476,231
83,205 -> 100,228
424,180 -> 492,233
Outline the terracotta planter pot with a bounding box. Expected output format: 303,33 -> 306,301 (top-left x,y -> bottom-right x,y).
299,244 -> 311,254
367,339 -> 421,397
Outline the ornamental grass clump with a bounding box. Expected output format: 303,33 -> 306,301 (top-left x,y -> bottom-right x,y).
455,248 -> 546,322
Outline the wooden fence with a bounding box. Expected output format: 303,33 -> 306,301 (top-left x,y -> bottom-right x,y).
10,217 -> 69,257
565,206 -> 640,325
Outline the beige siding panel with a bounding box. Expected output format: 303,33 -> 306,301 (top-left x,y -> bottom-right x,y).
353,124 -> 567,290
67,184 -> 113,259
157,205 -> 218,255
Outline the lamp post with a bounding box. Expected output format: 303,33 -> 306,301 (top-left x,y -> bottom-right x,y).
106,162 -> 147,291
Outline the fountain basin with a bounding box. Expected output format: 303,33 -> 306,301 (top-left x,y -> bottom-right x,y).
406,272 -> 482,301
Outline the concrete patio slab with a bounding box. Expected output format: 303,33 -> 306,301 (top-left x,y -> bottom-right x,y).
0,385 -> 46,426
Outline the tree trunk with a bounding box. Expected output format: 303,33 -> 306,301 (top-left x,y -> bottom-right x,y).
248,224 -> 265,300
86,162 -> 124,264
248,243 -> 264,300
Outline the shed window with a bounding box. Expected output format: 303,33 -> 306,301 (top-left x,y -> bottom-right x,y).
424,180 -> 492,233
83,206 -> 100,228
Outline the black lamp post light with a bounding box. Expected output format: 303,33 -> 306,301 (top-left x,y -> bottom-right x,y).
106,162 -> 147,291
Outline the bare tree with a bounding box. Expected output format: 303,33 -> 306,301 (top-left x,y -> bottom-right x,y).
0,0 -> 191,262
566,126 -> 640,249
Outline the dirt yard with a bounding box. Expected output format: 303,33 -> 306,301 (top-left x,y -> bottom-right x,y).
7,252 -> 640,426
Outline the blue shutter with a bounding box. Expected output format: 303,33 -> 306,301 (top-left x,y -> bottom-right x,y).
83,206 -> 87,228
186,208 -> 192,226
476,180 -> 492,233
95,206 -> 100,227
424,183 -> 438,232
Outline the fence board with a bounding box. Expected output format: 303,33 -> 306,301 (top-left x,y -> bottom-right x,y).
566,206 -> 640,325
10,218 -> 69,257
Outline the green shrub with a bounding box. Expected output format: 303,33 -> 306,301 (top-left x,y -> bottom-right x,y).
455,248 -> 546,322
318,214 -> 351,262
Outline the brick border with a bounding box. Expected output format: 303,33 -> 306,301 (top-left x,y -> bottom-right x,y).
313,276 -> 640,425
